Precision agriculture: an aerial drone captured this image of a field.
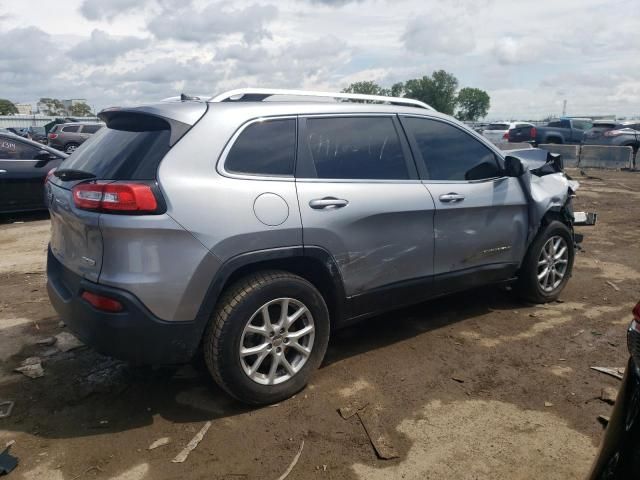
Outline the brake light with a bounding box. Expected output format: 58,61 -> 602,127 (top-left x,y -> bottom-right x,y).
634,302 -> 640,323
72,182 -> 159,213
530,127 -> 537,139
45,168 -> 56,184
503,132 -> 509,139
81,291 -> 124,312
48,133 -> 58,139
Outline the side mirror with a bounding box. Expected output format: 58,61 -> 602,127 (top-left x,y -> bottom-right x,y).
504,156 -> 525,177
35,150 -> 55,161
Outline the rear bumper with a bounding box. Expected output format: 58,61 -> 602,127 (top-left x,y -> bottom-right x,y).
589,356 -> 640,479
46,247 -> 202,364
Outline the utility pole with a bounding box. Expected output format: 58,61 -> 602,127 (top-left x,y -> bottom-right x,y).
562,99 -> 567,117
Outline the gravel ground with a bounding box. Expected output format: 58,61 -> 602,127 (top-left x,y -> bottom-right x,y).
0,168 -> 639,480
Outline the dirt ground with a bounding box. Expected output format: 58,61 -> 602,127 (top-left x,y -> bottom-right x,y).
1,169 -> 639,480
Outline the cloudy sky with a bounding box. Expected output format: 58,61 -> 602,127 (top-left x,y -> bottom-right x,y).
1,0 -> 638,119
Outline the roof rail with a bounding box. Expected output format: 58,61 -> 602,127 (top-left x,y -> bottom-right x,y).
208,88 -> 435,111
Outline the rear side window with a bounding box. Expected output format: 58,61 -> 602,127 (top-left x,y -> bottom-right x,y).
0,138 -> 40,160
61,125 -> 80,133
572,120 -> 593,130
81,124 -> 102,134
402,117 -> 501,181
302,116 -> 409,180
225,119 -> 296,176
59,117 -> 171,180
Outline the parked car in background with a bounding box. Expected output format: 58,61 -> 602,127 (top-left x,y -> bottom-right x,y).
482,122 -> 534,145
25,126 -> 48,144
47,122 -> 104,154
533,118 -> 593,145
583,120 -> 640,154
46,88 -> 594,406
589,300 -> 640,479
6,127 -> 28,138
0,132 -> 67,213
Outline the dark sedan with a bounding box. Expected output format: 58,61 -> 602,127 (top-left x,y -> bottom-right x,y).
589,301 -> 640,479
0,132 -> 67,213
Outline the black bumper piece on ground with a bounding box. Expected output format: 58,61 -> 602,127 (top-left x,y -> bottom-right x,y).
46,247 -> 201,365
589,355 -> 640,480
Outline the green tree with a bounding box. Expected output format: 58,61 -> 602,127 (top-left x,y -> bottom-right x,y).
403,70 -> 459,115
342,81 -> 387,96
456,87 -> 490,121
0,99 -> 18,115
39,97 -> 65,116
69,102 -> 92,117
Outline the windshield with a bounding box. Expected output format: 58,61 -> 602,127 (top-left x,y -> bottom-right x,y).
60,125 -> 171,180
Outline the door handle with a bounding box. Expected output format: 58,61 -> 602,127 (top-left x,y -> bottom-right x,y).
309,197 -> 349,209
0,170 -> 7,174
439,193 -> 465,203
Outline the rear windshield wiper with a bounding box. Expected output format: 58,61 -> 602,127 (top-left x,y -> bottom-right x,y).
53,169 -> 96,181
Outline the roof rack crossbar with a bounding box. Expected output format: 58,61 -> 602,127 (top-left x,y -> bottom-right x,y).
208,88 -> 435,111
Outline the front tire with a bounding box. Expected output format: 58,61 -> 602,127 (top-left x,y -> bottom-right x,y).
203,271 -> 330,405
515,220 -> 574,303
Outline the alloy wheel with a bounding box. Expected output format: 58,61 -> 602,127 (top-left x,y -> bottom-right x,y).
239,298 -> 315,385
537,235 -> 569,292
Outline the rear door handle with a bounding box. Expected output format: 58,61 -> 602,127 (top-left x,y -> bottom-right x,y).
309,197 -> 349,209
439,193 -> 465,203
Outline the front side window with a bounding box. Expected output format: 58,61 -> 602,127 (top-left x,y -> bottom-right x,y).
572,120 -> 593,130
81,124 -> 102,134
302,116 -> 409,180
402,117 -> 501,181
225,119 -> 296,176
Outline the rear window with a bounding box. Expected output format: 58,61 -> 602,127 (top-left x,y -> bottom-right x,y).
485,124 -> 509,130
59,119 -> 171,180
61,125 -> 80,133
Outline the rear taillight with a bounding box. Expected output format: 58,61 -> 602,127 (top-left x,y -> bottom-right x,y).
530,127 -> 537,139
81,291 -> 124,312
633,302 -> 640,324
45,168 -> 56,184
48,133 -> 58,139
604,129 -> 625,137
502,132 -> 509,139
72,182 -> 160,214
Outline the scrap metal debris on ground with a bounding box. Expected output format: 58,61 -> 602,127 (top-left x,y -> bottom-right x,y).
0,402 -> 14,419
171,421 -> 211,463
590,367 -> 625,380
14,357 -> 44,379
54,332 -> 84,353
275,440 -> 304,480
0,445 -> 18,475
338,402 -> 398,459
148,438 -> 171,450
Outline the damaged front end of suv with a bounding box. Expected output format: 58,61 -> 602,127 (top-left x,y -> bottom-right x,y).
505,148 -> 597,250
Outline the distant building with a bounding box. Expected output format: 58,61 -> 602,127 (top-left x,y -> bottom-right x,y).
62,99 -> 88,112
14,103 -> 32,115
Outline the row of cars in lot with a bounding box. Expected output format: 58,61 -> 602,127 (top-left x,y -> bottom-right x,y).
1,121 -> 103,153
480,118 -> 640,152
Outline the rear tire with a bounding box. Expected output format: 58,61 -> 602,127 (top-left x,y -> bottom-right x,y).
64,143 -> 79,154
515,220 -> 574,303
203,270 -> 330,405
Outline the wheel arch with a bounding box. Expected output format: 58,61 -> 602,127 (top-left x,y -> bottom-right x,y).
194,246 -> 347,339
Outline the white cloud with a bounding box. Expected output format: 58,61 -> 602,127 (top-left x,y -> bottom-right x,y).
0,0 -> 638,119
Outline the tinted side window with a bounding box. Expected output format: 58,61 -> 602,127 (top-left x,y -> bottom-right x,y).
225,119 -> 296,176
572,120 -> 592,130
548,121 -> 562,128
303,117 -> 408,180
61,125 -> 80,133
0,138 -> 39,160
81,124 -> 102,134
402,117 -> 501,181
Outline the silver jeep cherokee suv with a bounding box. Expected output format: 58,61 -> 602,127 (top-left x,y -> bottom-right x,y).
46,89 -> 590,405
